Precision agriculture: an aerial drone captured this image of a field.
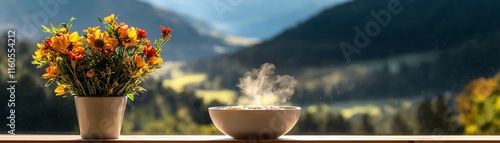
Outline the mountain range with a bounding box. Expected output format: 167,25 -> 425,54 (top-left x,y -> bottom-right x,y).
206,0 -> 500,68
191,0 -> 500,102
0,0 -> 247,61
142,0 -> 351,39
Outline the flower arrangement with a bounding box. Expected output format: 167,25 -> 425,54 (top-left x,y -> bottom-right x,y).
32,14 -> 172,101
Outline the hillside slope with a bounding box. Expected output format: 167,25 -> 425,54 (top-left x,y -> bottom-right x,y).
0,0 -> 240,61
210,0 -> 500,68
191,0 -> 500,102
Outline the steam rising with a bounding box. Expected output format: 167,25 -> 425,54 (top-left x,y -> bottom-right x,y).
237,63 -> 297,106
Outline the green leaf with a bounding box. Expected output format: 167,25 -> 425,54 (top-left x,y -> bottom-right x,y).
127,93 -> 134,101
67,17 -> 76,30
61,23 -> 67,29
135,86 -> 146,92
41,25 -> 51,33
97,15 -> 103,23
50,23 -> 57,32
45,79 -> 54,87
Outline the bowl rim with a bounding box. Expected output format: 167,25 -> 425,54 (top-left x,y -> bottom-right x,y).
208,106 -> 301,110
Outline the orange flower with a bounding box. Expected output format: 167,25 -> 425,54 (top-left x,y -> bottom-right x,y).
118,24 -> 129,39
118,25 -> 138,47
67,51 -> 83,60
42,64 -> 60,79
67,41 -> 85,60
51,31 -> 80,54
86,70 -> 95,78
54,84 -> 69,96
149,56 -> 163,66
473,78 -> 497,98
134,54 -> 146,68
124,58 -> 131,66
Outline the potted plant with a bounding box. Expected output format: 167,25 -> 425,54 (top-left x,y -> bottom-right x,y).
32,14 -> 172,139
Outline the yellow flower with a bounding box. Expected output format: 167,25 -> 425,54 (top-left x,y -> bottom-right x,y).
32,49 -> 45,61
51,31 -> 80,54
86,71 -> 95,78
86,29 -> 118,55
56,55 -> 62,61
54,84 -> 69,96
104,14 -> 115,23
83,26 -> 100,34
42,64 -> 60,79
36,43 -> 44,49
56,28 -> 67,36
119,25 -> 138,47
149,56 -> 163,66
143,65 -> 151,72
465,125 -> 478,134
134,54 -> 146,68
128,27 -> 137,40
472,78 -> 497,98
108,88 -> 114,95
71,40 -> 85,53
132,69 -> 144,78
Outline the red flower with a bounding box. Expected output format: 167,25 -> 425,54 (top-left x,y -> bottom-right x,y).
143,46 -> 156,57
137,28 -> 147,39
145,40 -> 151,47
44,39 -> 52,49
160,26 -> 172,39
67,51 -> 84,60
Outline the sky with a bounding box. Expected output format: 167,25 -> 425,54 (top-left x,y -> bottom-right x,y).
142,0 -> 351,39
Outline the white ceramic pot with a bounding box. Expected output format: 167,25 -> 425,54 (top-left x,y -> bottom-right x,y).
209,106 -> 301,139
74,96 -> 127,139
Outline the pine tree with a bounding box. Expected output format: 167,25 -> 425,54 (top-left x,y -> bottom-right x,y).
392,110 -> 413,134
416,98 -> 434,134
360,114 -> 375,134
326,113 -> 351,134
416,95 -> 462,134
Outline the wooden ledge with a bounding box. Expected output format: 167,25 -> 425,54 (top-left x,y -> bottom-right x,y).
0,135 -> 499,143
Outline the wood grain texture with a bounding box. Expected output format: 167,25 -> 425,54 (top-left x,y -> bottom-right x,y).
0,135 -> 499,143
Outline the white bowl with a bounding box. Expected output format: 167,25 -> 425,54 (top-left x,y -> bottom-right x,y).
208,106 -> 301,139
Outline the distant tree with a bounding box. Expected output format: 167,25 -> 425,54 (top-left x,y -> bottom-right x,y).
391,110 -> 414,134
416,99 -> 434,134
360,114 -> 375,134
434,95 -> 462,134
416,95 -> 462,134
325,113 -> 351,134
298,112 -> 320,134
